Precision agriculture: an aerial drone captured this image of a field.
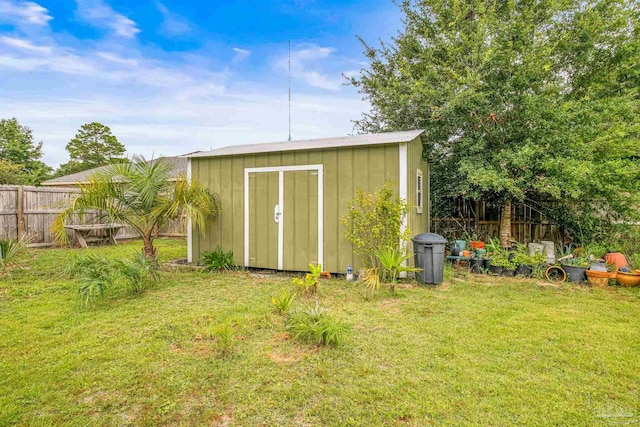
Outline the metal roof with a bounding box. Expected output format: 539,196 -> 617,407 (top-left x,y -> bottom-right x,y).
187,130 -> 425,158
42,156 -> 189,186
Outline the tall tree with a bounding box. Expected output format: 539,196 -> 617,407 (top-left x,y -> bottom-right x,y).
351,0 -> 640,246
0,118 -> 52,185
56,122 -> 125,176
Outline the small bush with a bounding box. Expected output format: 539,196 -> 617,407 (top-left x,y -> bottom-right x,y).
286,301 -> 349,347
271,289 -> 297,315
202,246 -> 236,271
341,182 -> 410,268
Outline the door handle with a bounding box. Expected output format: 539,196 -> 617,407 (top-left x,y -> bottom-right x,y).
274,204 -> 281,223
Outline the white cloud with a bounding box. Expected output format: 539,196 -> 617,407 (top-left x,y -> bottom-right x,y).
75,0 -> 140,39
5,93 -> 365,167
276,44 -> 347,91
156,2 -> 191,37
0,0 -> 52,26
0,35 -> 51,54
0,35 -> 226,92
232,47 -> 251,63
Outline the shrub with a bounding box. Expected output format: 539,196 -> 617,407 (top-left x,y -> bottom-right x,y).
341,182 -> 410,267
0,238 -> 25,273
202,246 -> 236,271
286,301 -> 350,347
271,289 -> 297,315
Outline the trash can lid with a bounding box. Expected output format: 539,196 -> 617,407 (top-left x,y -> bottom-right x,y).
411,232 -> 447,244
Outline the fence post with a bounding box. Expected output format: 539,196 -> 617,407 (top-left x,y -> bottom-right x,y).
16,185 -> 25,240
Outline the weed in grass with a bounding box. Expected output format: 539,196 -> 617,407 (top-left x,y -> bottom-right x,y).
270,289 -> 297,315
211,322 -> 236,357
285,301 -> 350,347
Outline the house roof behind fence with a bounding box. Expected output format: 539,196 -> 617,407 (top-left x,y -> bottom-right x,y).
186,130 -> 425,158
41,156 -> 189,186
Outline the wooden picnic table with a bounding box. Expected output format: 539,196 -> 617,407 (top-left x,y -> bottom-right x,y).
64,224 -> 125,248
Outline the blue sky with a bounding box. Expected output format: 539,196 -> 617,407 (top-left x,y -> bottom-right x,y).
0,0 -> 402,167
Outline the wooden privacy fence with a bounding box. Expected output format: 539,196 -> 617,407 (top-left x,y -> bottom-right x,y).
431,200 -> 563,244
0,185 -> 186,246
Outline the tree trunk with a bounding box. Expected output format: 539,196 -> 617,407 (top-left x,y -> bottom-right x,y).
142,234 -> 156,258
500,200 -> 512,248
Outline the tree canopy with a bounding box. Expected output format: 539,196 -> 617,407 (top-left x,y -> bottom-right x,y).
56,122 -> 125,176
351,0 -> 640,244
0,118 -> 52,185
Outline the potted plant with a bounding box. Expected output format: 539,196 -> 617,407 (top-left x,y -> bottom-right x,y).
616,253 -> 640,287
498,257 -> 517,277
560,256 -> 590,283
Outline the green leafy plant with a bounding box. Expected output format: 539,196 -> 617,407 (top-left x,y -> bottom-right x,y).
511,241 -> 546,267
271,289 -> 297,315
292,264 -> 328,295
115,252 -> 161,294
202,246 -> 236,271
341,182 -> 410,268
69,252 -> 161,306
376,247 -> 421,293
77,264 -> 114,308
627,253 -> 640,271
285,301 -> 349,347
0,238 -> 26,273
211,321 -> 236,357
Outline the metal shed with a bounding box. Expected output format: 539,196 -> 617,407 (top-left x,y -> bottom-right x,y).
186,130 -> 429,273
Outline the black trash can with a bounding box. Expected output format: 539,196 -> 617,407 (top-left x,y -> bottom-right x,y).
411,233 -> 447,284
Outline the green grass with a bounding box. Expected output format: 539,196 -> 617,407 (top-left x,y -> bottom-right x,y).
1,239 -> 639,426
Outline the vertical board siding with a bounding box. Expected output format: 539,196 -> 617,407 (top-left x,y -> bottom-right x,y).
192,143 -> 400,273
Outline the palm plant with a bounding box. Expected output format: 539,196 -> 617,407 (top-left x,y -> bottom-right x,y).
52,156 -> 220,258
0,238 -> 26,273
376,247 -> 421,293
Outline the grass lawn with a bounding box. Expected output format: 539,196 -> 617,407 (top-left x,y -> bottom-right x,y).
1,239 -> 639,426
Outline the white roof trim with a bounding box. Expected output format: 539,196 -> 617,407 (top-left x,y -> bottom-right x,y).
186,130 -> 425,158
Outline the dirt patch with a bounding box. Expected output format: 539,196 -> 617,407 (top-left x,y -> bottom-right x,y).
267,352 -> 302,363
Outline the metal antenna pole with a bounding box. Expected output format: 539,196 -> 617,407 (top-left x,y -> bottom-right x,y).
288,40 -> 291,141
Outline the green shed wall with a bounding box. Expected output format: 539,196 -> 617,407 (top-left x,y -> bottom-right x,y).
191,143 -> 401,273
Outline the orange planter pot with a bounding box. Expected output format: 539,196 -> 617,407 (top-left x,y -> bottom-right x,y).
604,252 -> 628,270
616,271 -> 640,287
585,270 -> 610,288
